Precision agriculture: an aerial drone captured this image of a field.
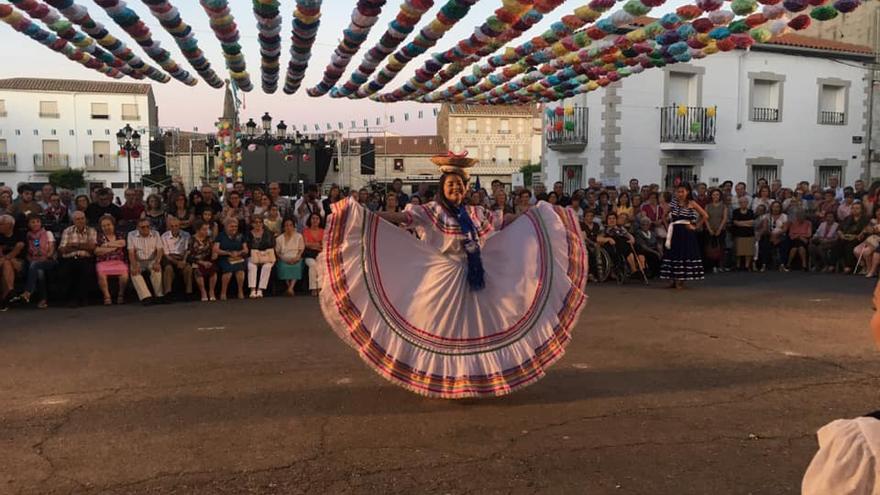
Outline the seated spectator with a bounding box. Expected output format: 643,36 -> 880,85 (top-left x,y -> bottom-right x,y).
615,192 -> 634,221
515,190 -> 532,215
856,207 -> 880,278
263,205 -> 283,236
127,218 -> 165,305
13,215 -> 56,309
810,212 -> 840,273
837,192 -> 856,221
189,220 -> 217,302
58,211 -> 97,307
838,202 -> 869,274
0,214 -> 25,308
567,198 -> 585,224
731,196 -> 755,271
214,218 -> 248,300
0,189 -> 12,214
786,209 -> 812,271
10,184 -> 42,231
246,216 -> 275,298
119,187 -> 145,233
196,185 -> 223,217
142,193 -> 167,233
602,212 -> 645,275
188,190 -> 203,215
74,194 -> 90,215
302,213 -> 324,296
634,216 -> 662,277
817,190 -> 839,220
275,218 -> 304,296
752,186 -> 773,213
582,210 -> 603,282
221,190 -> 249,234
161,216 -> 192,299
199,208 -> 219,238
85,188 -> 121,227
94,214 -> 129,305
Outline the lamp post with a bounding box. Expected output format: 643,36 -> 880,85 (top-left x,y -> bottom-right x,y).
116,123 -> 141,188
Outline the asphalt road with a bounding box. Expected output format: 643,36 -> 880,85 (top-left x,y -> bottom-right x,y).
1,272 -> 878,495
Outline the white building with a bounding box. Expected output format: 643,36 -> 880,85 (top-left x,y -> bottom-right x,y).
0,77 -> 158,192
542,32 -> 874,193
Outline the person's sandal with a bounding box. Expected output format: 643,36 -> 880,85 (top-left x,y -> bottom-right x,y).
36,300 -> 48,309
117,295 -> 125,305
103,298 -> 112,306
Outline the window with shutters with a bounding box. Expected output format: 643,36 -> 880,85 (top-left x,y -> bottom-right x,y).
39,101 -> 59,118
91,102 -> 109,120
122,103 -> 140,121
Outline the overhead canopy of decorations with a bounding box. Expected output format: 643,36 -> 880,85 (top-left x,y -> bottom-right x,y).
0,0 -> 865,102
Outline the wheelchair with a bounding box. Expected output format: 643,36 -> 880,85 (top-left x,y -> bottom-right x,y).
588,243 -> 613,283
603,238 -> 649,285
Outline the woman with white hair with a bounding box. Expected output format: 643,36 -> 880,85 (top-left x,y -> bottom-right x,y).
213,217 -> 248,300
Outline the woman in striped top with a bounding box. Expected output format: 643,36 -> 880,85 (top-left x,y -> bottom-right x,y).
661,184 -> 709,289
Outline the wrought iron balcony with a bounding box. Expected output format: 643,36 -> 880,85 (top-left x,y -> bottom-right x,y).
751,107 -> 779,122
0,152 -> 15,171
85,153 -> 118,171
819,111 -> 845,125
33,153 -> 69,171
547,106 -> 588,152
660,105 -> 717,148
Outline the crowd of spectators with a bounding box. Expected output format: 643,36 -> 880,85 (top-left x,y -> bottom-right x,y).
0,174 -> 876,310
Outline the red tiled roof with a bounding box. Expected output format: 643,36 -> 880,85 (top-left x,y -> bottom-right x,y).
763,33 -> 873,55
0,77 -> 152,95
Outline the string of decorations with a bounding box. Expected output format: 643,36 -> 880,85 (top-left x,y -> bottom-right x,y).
92,0 -> 196,85
199,0 -> 254,92
0,3 -> 122,78
8,0 -> 144,79
215,120 -> 243,187
252,0 -> 282,93
353,0 -> 479,99
331,0 -> 435,99
282,0 -> 321,94
307,0 -> 387,97
44,0 -> 169,82
411,0 -> 569,103
141,0 -> 224,88
420,0 -> 626,103
372,0 -> 537,103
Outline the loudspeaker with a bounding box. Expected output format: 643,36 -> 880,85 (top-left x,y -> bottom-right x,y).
360,139 -> 375,176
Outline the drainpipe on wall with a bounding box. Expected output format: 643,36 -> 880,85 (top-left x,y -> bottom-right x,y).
736,49 -> 748,130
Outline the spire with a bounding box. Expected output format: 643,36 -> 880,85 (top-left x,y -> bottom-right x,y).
220,79 -> 236,123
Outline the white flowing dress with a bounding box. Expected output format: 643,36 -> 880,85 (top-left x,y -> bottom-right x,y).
317,197 -> 588,399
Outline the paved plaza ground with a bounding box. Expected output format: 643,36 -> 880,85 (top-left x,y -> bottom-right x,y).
1,272 -> 878,494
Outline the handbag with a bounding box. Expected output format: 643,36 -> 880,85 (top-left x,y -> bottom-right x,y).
704,236 -> 723,262
250,249 -> 276,264
303,248 -> 320,259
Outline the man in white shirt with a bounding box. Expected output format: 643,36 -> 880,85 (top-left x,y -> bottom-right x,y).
161,216 -> 192,298
295,184 -> 324,230
127,218 -> 164,305
828,176 -> 844,202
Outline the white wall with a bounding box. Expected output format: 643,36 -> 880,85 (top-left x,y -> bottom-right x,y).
0,88 -> 153,193
543,48 -> 869,190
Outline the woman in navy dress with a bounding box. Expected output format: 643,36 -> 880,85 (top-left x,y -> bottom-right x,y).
661,184 -> 709,289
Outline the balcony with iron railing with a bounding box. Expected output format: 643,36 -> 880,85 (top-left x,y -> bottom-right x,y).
33,153 -> 69,171
660,105 -> 717,149
84,153 -> 118,172
819,110 -> 845,125
0,152 -> 15,171
751,107 -> 779,122
547,106 -> 588,152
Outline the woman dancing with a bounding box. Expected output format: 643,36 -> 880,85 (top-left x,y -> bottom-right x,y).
661,183 -> 708,289
317,153 -> 588,399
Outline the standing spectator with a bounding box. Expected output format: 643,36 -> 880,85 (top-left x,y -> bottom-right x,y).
263,205 -> 283,235
302,213 -> 324,296
786,209 -> 813,271
390,179 -> 410,206
810,212 -> 840,272
323,185 -> 342,216
567,197 -> 585,224
251,194 -> 270,219
119,188 -> 144,233
763,201 -> 789,271
11,184 -> 42,219
828,175 -> 844,201
694,183 -> 709,207
169,194 -> 193,232
189,220 -> 217,302
661,184 -> 708,289
221,190 -> 249,234
0,214 -> 24,307
214,218 -> 248,300
731,196 -> 756,271
704,188 -> 728,273
275,218 -> 304,296
837,202 -> 869,273
296,184 -> 323,230
837,192 -> 856,221
615,192 -> 634,229
142,194 -> 167,233
752,186 -> 773,213
641,192 -> 665,241
596,191 -> 612,220
515,189 -> 532,215
94,215 -> 129,305
357,188 -> 370,206
127,218 -> 165,305
552,181 -> 571,207
854,208 -> 880,277
770,179 -> 783,201
199,208 -> 219,239
57,188 -> 75,215
733,182 -> 749,204
36,184 -> 54,210
196,185 -> 223,216
85,188 -> 121,227
384,191 -> 402,212
16,215 -> 55,308
492,189 -> 514,215
267,182 -> 291,219
233,181 -> 248,204
58,211 -> 97,307
0,189 -> 12,214
161,216 -> 192,299
628,178 -> 640,195
43,192 -> 69,236
74,194 -> 90,215
817,189 -> 839,220
246,216 -> 275,298
188,189 -> 204,215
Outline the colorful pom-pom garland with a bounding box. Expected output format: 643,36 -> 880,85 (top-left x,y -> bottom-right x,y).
253,0 -> 282,93
200,0 -> 253,92
283,0 -> 322,95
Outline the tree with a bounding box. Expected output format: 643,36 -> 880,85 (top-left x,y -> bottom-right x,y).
48,168 -> 85,191
519,163 -> 541,187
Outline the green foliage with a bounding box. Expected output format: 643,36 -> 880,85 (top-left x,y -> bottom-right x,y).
48,168 -> 85,190
520,163 -> 542,187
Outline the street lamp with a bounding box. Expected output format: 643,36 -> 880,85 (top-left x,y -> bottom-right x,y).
117,123 -> 141,187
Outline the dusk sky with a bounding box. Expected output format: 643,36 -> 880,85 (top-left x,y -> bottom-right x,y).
0,0 -> 686,135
